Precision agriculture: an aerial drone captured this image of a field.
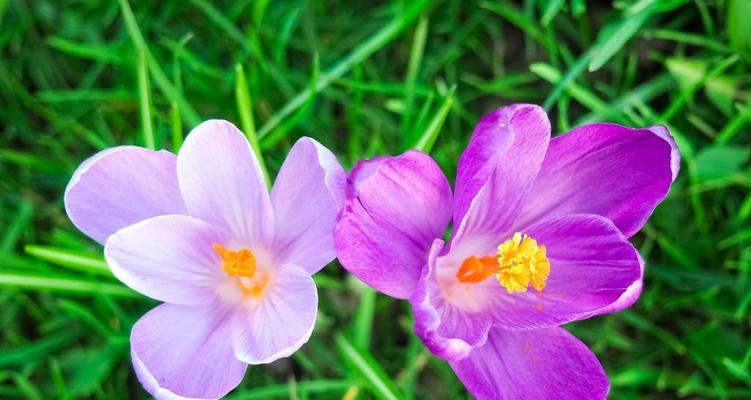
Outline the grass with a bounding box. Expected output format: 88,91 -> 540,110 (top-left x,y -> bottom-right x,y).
1,0 -> 750,398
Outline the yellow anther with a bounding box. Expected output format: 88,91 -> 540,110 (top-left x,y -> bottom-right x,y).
212,243 -> 256,278
496,233 -> 550,293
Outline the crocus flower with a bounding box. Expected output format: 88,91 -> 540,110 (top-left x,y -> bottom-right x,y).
335,104 -> 679,399
65,120 -> 345,399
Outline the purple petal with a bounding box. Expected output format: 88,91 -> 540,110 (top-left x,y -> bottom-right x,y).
104,215 -> 227,305
64,146 -> 186,244
411,239 -> 491,361
131,303 -> 247,400
450,326 -> 609,400
515,123 -> 679,237
178,120 -> 273,247
453,104 -> 550,231
334,151 -> 453,299
271,137 -> 345,274
488,214 -> 642,329
648,125 -> 681,181
231,263 -> 317,364
451,105 -> 550,249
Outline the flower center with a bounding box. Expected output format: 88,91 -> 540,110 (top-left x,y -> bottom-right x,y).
455,232 -> 550,294
212,243 -> 268,298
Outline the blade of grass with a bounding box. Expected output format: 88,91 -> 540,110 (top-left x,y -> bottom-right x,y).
588,4 -> 656,71
401,15 -> 429,148
0,273 -> 137,297
235,63 -> 270,186
170,101 -> 182,152
412,87 -> 455,153
353,286 -> 376,350
137,49 -> 155,149
261,53 -> 320,149
257,0 -> 432,139
118,0 -> 200,126
335,334 -> 404,400
24,245 -> 113,277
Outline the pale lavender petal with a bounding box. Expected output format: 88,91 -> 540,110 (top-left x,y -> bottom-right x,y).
64,146 -> 186,244
178,120 -> 273,248
483,214 -> 642,329
131,303 -> 247,400
334,151 -> 453,299
452,104 -> 550,230
411,239 -> 491,361
231,263 -> 317,364
450,326 -> 609,400
515,123 -> 679,237
104,215 -> 228,305
451,105 -> 550,250
271,137 -> 345,274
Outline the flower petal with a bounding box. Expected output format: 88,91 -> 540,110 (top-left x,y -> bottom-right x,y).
231,263 -> 317,364
334,151 -> 453,299
104,215 -> 227,305
178,120 -> 273,247
64,146 -> 186,244
515,123 -> 679,237
451,105 -> 550,250
452,104 -> 550,231
486,214 -> 642,329
131,303 -> 247,400
411,239 -> 491,361
270,137 -> 345,274
450,326 -> 609,400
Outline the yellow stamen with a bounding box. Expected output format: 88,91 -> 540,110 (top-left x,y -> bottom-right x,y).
496,233 -> 550,293
212,243 -> 256,278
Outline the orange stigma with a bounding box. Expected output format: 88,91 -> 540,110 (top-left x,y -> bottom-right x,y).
212,243 -> 256,278
456,256 -> 498,283
212,243 -> 268,299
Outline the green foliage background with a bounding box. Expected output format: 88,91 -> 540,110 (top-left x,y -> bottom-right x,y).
1,0 -> 750,398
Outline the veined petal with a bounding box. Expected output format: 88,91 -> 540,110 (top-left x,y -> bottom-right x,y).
271,137 -> 345,274
104,215 -> 228,305
231,263 -> 317,364
411,239 -> 491,362
485,214 -> 642,329
335,151 -> 453,299
178,120 -> 273,248
451,105 -> 550,252
516,123 -> 679,237
131,303 -> 247,400
452,104 -> 550,230
64,146 -> 186,244
450,326 -> 609,400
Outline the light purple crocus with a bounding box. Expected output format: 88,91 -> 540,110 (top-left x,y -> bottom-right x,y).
65,120 -> 344,399
334,104 -> 679,399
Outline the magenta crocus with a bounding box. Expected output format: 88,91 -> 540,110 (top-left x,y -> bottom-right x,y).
334,104 -> 679,399
65,120 -> 344,399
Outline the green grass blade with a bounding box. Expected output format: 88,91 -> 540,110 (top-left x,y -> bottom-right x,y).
257,0 -> 431,139
137,49 -> 155,149
235,63 -> 270,186
24,245 -> 113,277
118,0 -> 200,126
588,5 -> 655,71
401,15 -> 429,147
0,273 -> 137,297
335,334 -> 404,400
412,88 -> 454,153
